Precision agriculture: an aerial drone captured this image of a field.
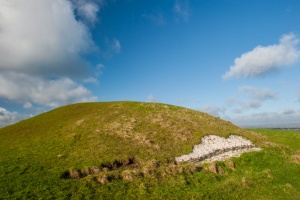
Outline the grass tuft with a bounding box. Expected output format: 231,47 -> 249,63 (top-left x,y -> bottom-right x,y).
68,169 -> 81,179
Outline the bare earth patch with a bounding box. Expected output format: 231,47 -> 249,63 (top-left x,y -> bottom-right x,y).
175,135 -> 261,163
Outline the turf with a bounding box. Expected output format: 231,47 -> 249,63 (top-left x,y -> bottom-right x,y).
250,128 -> 300,150
0,102 -> 299,199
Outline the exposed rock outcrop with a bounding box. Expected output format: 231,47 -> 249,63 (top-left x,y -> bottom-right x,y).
175,135 -> 261,163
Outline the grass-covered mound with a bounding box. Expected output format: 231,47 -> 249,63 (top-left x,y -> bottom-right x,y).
0,102 -> 299,199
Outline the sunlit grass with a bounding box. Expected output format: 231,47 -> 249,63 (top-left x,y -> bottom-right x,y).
0,102 -> 299,199
250,128 -> 300,150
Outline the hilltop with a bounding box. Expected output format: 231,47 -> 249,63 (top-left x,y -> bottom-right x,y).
0,101 -> 262,167
0,102 -> 299,199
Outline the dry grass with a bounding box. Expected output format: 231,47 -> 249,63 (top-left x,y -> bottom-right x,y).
290,150 -> 300,164
94,176 -> 107,185
65,156 -> 207,184
68,169 -> 81,179
224,160 -> 235,170
120,169 -> 138,181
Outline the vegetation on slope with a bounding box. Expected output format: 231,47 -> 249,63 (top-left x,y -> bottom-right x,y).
0,102 -> 299,199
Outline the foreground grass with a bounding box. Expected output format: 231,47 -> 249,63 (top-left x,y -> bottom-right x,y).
1,145 -> 298,199
0,102 -> 299,199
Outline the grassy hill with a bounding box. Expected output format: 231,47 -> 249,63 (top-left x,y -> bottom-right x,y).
0,101 -> 299,199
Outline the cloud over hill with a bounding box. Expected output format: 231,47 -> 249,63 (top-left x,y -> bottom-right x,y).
223,33 -> 300,79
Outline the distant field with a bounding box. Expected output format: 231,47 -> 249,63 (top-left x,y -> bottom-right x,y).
250,129 -> 300,150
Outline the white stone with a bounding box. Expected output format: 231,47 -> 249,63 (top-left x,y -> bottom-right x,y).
175,135 -> 261,163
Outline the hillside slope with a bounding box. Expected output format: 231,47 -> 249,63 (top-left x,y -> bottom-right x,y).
0,102 -> 263,166
0,102 -> 285,199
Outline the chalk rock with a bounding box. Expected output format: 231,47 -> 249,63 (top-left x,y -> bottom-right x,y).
175,135 -> 261,163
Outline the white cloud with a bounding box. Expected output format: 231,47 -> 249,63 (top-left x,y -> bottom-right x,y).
95,63 -> 104,76
102,38 -> 121,59
229,109 -> 300,128
232,108 -> 242,114
147,94 -> 160,103
200,105 -> 226,117
0,0 -> 99,106
282,108 -> 296,115
223,33 -> 300,79
235,86 -> 277,110
224,86 -> 277,113
0,0 -> 103,127
242,99 -> 261,109
83,77 -> 99,85
239,86 -> 277,101
0,72 -> 97,108
0,107 -> 30,128
0,0 -> 95,78
72,0 -> 102,24
110,38 -> 121,54
174,0 -> 190,22
23,102 -> 33,109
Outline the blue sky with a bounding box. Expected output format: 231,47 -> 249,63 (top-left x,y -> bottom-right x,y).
1,0 -> 300,128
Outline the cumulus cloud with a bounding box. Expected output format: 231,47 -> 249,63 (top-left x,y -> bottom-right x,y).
239,86 -> 277,101
200,105 -> 226,117
238,86 -> 276,109
282,108 -> 296,115
72,0 -> 103,24
242,99 -> 261,109
0,0 -> 97,78
224,86 -> 277,113
83,77 -> 99,85
174,0 -> 190,22
147,94 -> 160,103
0,0 -> 101,127
223,33 -> 300,79
229,109 -> 300,128
0,72 -> 97,108
23,102 -> 33,109
0,107 -> 30,128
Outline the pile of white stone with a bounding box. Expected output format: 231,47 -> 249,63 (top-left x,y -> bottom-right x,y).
175,135 -> 261,163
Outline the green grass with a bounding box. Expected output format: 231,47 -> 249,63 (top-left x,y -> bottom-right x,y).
0,102 -> 299,199
250,128 -> 300,150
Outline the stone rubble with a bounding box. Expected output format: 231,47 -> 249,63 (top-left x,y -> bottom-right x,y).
175,135 -> 261,163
